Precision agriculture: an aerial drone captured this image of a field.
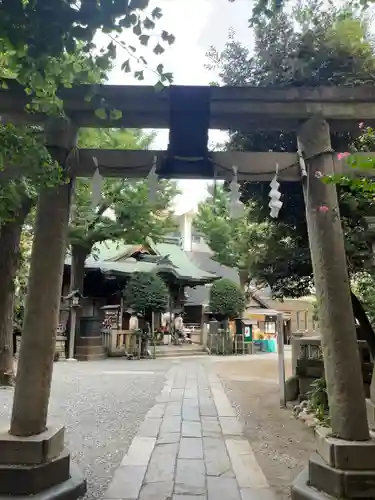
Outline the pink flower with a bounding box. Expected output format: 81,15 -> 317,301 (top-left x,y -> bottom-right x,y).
337,152 -> 350,161
315,171 -> 323,179
317,205 -> 329,213
359,122 -> 364,129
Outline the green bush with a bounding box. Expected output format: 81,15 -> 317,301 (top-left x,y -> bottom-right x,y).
209,278 -> 245,320
307,377 -> 330,425
123,272 -> 169,315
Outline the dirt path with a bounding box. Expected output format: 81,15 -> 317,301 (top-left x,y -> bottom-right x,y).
214,354 -> 315,500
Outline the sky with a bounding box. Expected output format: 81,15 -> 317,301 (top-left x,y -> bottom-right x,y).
98,0 -> 254,214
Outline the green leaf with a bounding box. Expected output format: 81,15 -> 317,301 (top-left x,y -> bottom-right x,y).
154,81 -> 165,92
110,109 -> 123,121
156,64 -> 164,74
134,70 -> 144,81
95,108 -> 107,120
121,59 -> 131,73
120,13 -> 138,28
151,7 -> 163,19
139,34 -> 150,46
161,72 -> 173,84
161,31 -> 176,45
143,17 -> 156,30
153,43 -> 165,55
133,23 -> 142,36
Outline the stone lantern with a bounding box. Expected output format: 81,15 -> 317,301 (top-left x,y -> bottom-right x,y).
63,289 -> 85,361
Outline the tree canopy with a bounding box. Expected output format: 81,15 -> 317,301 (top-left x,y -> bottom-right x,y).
209,278 -> 246,320
0,0 -> 174,109
123,272 -> 169,315
201,1 -> 375,354
203,2 -> 375,299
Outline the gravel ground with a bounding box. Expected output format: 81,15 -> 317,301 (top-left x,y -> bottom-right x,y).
215,355 -> 315,500
0,358 -> 171,500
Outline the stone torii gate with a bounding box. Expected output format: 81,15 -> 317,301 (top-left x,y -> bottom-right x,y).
1,82 -> 375,499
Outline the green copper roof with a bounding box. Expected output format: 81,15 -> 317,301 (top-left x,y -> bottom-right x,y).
65,240 -> 217,285
153,243 -> 216,282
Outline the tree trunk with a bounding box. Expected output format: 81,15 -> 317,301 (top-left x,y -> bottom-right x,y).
351,291 -> 375,359
0,199 -> 32,386
70,245 -> 88,294
10,182 -> 72,436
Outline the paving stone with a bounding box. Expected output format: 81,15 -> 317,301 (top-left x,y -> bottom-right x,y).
170,389 -> 184,401
240,488 -> 277,500
182,404 -> 200,422
184,390 -> 199,399
173,495 -> 206,500
138,480 -> 174,500
203,437 -> 234,477
182,421 -> 202,438
226,439 -> 268,489
207,476 -> 242,500
160,416 -> 181,434
175,458 -> 206,495
200,402 -> 218,417
178,437 -> 204,459
219,417 -> 243,436
153,442 -> 179,457
138,418 -> 162,438
146,404 -> 166,419
121,436 -> 156,467
211,388 -> 236,417
165,402 -> 182,417
176,458 -> 205,476
202,420 -> 222,437
145,443 -> 177,483
105,465 -> 147,499
156,432 -> 181,445
201,416 -> 219,423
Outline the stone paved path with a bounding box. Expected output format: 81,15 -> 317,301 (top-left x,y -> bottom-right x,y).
103,361 -> 276,500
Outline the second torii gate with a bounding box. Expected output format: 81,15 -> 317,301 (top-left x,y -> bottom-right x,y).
1,82 -> 375,500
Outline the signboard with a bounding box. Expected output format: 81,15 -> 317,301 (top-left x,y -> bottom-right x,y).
244,325 -> 252,343
102,308 -> 120,330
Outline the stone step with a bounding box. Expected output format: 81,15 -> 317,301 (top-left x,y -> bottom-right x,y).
76,336 -> 103,347
155,348 -> 207,358
75,345 -> 105,356
75,353 -> 107,361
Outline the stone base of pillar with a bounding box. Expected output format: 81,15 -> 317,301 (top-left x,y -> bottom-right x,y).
291,426 -> 375,499
366,398 -> 375,430
0,423 -> 86,499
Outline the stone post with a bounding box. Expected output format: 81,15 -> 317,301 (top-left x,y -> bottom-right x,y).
297,116 -> 368,442
0,119 -> 86,500
292,116 -> 375,500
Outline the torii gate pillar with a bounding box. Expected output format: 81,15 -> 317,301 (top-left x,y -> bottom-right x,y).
0,119 -> 86,500
292,116 -> 375,499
